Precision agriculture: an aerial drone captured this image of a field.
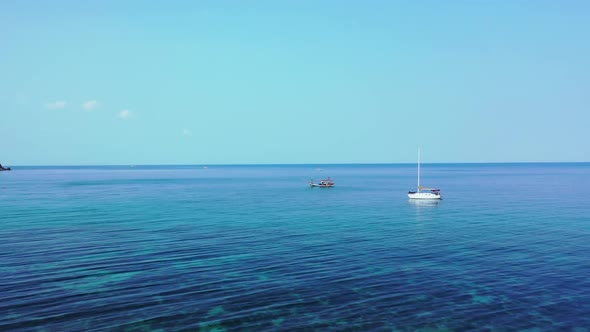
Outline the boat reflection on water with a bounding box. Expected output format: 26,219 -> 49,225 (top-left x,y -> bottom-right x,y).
408,199 -> 441,221
408,199 -> 440,207
408,198 -> 440,223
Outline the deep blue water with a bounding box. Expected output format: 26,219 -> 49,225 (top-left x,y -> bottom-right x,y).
1,163 -> 589,331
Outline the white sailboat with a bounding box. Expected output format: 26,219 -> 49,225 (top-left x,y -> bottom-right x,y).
408,148 -> 441,200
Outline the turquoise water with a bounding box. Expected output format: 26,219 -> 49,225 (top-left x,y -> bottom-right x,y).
1,163 -> 589,331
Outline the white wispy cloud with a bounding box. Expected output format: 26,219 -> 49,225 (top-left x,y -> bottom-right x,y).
118,109 -> 131,119
45,101 -> 67,109
83,100 -> 98,110
182,129 -> 192,136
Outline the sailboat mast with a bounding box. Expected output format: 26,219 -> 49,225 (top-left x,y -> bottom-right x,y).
417,147 -> 421,191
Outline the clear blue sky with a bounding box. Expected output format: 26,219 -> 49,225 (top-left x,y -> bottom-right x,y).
1,1 -> 588,165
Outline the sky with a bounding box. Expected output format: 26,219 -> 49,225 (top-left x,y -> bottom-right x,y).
1,0 -> 588,165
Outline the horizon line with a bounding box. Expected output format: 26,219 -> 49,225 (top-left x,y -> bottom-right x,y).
6,161 -> 589,167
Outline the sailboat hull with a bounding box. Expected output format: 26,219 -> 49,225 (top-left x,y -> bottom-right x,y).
408,192 -> 441,200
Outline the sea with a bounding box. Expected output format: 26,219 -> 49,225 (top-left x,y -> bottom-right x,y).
0,163 -> 589,331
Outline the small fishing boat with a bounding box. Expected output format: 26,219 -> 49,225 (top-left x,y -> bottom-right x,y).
0,164 -> 11,171
408,148 -> 441,200
309,177 -> 334,188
